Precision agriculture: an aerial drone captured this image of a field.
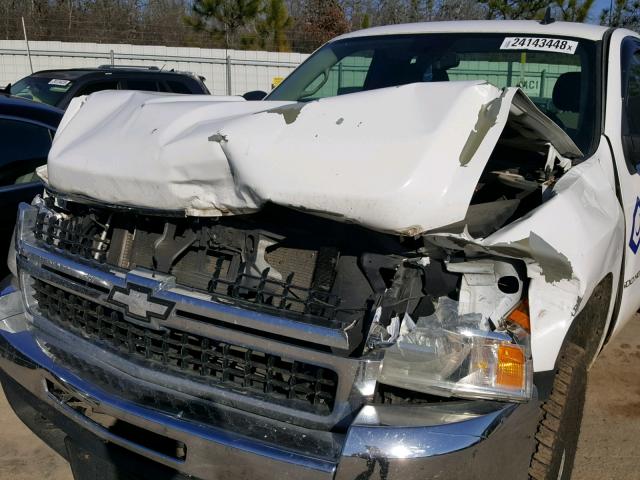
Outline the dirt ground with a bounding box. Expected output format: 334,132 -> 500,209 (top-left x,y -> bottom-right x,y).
0,317 -> 639,479
572,314 -> 640,480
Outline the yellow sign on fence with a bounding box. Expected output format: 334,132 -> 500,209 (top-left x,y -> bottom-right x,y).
271,76 -> 284,89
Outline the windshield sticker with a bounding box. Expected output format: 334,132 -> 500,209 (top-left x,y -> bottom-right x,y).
500,37 -> 578,54
48,79 -> 70,86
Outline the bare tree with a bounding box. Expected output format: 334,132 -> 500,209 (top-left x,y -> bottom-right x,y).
480,0 -> 549,19
375,0 -> 410,24
296,0 -> 349,50
434,0 -> 486,20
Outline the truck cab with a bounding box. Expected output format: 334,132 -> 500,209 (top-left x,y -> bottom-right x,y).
0,20 -> 638,480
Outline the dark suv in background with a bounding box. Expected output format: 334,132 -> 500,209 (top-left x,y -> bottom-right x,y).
8,65 -> 210,109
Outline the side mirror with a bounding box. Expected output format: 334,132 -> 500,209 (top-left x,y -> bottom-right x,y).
243,90 -> 267,101
2,83 -> 11,94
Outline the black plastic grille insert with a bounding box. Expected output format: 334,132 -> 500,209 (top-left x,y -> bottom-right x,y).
32,279 -> 338,415
32,208 -> 351,329
34,210 -> 110,263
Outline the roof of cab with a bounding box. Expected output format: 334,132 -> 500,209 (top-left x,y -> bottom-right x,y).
336,20 -> 611,42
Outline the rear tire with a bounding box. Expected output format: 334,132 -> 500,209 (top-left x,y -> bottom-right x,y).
529,342 -> 587,480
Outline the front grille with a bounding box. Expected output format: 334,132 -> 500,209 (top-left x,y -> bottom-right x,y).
32,279 -> 338,415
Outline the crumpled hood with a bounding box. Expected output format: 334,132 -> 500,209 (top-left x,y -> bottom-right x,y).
45,81 -> 580,235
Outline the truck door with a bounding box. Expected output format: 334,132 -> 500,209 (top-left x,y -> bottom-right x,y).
605,33 -> 640,335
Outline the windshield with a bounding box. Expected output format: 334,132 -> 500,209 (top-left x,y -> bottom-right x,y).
10,76 -> 74,107
268,34 -> 598,153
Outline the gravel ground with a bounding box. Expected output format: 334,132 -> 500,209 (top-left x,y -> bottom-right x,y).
0,316 -> 638,480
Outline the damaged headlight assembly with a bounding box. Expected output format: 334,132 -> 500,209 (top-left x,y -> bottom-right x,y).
378,317 -> 531,402
13,196 -> 56,318
370,259 -> 533,403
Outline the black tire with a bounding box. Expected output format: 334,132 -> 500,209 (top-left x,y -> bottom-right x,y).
529,342 -> 587,480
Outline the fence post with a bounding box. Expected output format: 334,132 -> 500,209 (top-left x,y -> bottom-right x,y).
110,49 -> 115,66
226,55 -> 232,96
21,16 -> 33,74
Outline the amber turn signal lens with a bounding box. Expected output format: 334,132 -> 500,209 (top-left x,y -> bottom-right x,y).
508,300 -> 530,332
497,344 -> 526,389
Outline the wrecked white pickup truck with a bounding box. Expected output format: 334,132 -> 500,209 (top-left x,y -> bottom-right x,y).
1,19 -> 639,480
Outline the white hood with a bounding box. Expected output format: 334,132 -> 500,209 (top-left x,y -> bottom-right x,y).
45,81 -> 580,235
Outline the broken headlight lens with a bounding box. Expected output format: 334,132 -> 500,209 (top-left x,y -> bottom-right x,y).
378,324 -> 532,402
16,197 -> 41,245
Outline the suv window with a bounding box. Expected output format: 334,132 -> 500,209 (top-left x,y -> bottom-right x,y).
75,80 -> 119,97
10,77 -> 74,106
164,80 -> 193,94
269,34 -> 598,153
126,79 -> 160,91
0,118 -> 53,185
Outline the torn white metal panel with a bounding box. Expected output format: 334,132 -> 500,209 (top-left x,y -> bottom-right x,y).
426,144 -> 624,371
46,90 -> 293,216
45,81 -> 579,235
216,81 -> 511,235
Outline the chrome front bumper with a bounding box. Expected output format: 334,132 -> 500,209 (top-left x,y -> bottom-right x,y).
0,288 -> 540,480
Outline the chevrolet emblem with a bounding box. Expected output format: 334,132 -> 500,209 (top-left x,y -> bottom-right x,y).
107,284 -> 174,323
